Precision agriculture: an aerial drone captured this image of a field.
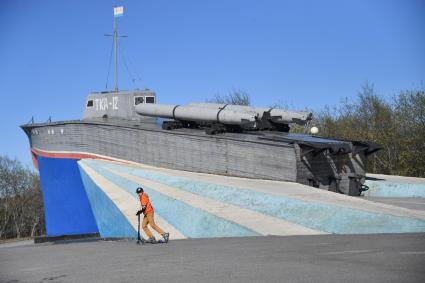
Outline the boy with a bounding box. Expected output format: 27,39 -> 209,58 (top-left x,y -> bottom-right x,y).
136,187 -> 169,243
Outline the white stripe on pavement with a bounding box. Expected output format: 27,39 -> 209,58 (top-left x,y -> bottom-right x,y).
79,161 -> 186,240
103,166 -> 327,236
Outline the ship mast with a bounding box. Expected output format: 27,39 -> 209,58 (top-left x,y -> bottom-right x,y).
114,13 -> 118,92
105,6 -> 125,93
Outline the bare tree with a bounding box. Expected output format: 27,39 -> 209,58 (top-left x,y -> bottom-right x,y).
393,88 -> 425,176
208,89 -> 251,105
310,82 -> 425,177
0,155 -> 45,239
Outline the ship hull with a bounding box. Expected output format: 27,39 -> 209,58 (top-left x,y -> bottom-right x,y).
24,120 -> 300,181
36,155 -> 99,236
22,119 -> 372,192
21,119 -> 374,237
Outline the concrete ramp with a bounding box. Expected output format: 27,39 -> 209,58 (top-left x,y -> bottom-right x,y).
365,173 -> 425,198
78,159 -> 425,240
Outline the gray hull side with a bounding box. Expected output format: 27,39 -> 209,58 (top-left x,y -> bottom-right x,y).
25,121 -> 298,182
22,120 -> 370,195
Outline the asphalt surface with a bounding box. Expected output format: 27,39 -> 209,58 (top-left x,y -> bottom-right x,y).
1,233 -> 424,283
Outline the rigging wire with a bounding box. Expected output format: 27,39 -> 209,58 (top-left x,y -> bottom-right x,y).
120,46 -> 137,86
104,35 -> 142,90
126,49 -> 143,82
120,43 -> 143,84
105,38 -> 114,90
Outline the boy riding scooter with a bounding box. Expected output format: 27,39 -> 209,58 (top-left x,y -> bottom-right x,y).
136,187 -> 169,243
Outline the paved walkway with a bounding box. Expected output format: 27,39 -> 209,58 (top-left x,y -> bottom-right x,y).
1,234 -> 424,283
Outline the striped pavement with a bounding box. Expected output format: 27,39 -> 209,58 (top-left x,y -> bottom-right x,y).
78,159 -> 425,240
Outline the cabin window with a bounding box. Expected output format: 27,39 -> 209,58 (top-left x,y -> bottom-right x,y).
86,100 -> 94,107
134,96 -> 144,105
146,96 -> 155,103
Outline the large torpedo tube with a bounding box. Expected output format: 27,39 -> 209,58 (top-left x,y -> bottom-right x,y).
136,102 -> 312,134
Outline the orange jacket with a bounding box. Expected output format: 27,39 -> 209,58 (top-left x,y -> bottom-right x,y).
139,193 -> 154,215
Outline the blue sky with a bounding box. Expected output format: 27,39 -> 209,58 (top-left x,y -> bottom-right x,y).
0,0 -> 424,166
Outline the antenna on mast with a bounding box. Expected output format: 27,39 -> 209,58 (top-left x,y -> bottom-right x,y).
105,6 -> 127,93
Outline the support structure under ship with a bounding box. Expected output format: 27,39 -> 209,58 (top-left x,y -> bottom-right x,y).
21,89 -> 380,237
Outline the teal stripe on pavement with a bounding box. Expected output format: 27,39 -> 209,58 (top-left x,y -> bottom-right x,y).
79,165 -> 136,238
95,160 -> 425,234
364,180 -> 425,198
81,160 -> 259,238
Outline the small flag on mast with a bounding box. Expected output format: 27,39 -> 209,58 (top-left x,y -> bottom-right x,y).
114,6 -> 124,17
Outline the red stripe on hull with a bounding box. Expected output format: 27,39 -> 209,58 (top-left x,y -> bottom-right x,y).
31,150 -> 39,169
31,148 -> 118,163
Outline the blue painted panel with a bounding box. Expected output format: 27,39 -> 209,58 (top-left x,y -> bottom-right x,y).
37,157 -> 98,236
98,161 -> 425,234
82,160 -> 258,238
79,165 -> 136,238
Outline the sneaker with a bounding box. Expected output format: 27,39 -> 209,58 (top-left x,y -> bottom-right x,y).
145,237 -> 157,244
162,232 -> 169,243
